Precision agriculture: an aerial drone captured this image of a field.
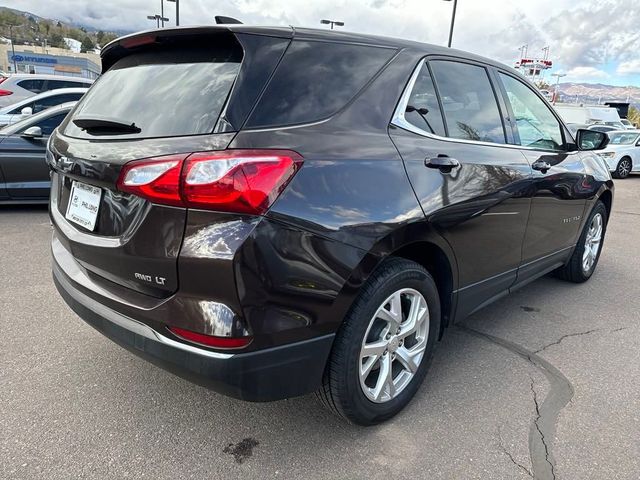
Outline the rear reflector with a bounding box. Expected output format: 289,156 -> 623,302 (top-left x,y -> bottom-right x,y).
168,326 -> 252,349
116,149 -> 303,215
0,89 -> 13,96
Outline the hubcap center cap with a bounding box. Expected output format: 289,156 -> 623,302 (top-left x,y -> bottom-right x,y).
388,336 -> 400,352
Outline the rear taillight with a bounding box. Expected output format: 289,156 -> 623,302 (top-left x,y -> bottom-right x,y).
116,150 -> 303,215
117,154 -> 185,207
168,326 -> 252,349
0,89 -> 13,96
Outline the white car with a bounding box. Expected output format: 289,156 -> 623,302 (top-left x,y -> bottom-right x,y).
0,74 -> 93,107
0,88 -> 87,128
621,119 -> 637,130
597,130 -> 640,179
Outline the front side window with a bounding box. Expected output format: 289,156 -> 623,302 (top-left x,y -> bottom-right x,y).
430,61 -> 506,144
402,62 -> 446,136
499,73 -> 564,151
20,112 -> 68,136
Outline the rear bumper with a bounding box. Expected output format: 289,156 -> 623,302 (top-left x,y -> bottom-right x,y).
53,261 -> 335,402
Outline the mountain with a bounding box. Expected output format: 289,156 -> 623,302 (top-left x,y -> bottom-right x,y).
556,82 -> 640,108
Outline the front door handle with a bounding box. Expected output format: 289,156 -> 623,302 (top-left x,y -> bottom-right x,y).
532,159 -> 551,173
425,155 -> 460,173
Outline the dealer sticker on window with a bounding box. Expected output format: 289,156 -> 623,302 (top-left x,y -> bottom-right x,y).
65,181 -> 102,231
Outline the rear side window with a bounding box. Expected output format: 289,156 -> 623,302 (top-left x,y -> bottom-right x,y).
17,79 -> 46,93
403,62 -> 446,136
246,40 -> 395,128
47,80 -> 88,90
430,61 -> 506,144
64,44 -> 242,139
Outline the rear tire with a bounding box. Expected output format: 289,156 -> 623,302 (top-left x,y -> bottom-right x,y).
316,258 -> 440,425
613,157 -> 632,179
555,200 -> 607,283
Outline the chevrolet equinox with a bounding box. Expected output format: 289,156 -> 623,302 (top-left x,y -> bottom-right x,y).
49,26 -> 614,425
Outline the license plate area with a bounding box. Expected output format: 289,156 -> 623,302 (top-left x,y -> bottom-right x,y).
65,180 -> 102,231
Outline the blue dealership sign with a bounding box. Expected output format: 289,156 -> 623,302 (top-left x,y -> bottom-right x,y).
10,53 -> 57,65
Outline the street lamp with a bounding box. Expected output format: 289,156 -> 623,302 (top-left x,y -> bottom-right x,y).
147,14 -> 169,28
443,0 -> 458,48
320,19 -> 344,30
166,0 -> 179,26
551,73 -> 566,105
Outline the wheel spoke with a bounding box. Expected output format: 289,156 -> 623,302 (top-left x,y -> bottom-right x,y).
361,355 -> 379,379
361,339 -> 387,358
399,295 -> 428,339
395,345 -> 424,374
372,355 -> 393,401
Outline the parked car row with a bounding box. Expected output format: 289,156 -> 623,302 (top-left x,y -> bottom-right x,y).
0,73 -> 92,107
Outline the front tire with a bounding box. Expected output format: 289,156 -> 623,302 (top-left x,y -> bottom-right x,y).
613,157 -> 632,179
555,200 -> 608,283
316,258 -> 440,425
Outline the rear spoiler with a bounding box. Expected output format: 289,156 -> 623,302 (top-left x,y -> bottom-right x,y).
100,25 -> 293,72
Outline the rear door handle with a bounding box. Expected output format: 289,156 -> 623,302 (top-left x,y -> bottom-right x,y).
425,155 -> 460,173
532,160 -> 551,173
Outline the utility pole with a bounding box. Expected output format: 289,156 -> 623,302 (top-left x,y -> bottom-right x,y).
445,0 -> 458,48
9,24 -> 17,73
160,0 -> 165,27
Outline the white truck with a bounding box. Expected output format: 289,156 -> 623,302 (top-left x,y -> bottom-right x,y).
553,104 -> 624,128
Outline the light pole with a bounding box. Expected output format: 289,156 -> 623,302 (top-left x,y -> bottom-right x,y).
443,0 -> 458,48
166,0 -> 179,26
147,14 -> 169,28
551,73 -> 566,105
320,19 -> 344,30
8,24 -> 17,73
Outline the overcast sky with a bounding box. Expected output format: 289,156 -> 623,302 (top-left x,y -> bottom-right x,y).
5,0 -> 640,85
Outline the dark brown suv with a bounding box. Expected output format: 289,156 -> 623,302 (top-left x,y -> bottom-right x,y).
49,26 -> 613,425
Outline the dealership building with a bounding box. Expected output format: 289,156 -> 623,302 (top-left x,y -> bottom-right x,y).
0,44 -> 100,79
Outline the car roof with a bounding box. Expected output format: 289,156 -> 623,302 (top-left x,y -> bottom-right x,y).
103,25 -> 516,72
5,73 -> 93,82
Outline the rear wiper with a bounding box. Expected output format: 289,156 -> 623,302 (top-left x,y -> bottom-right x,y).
73,115 -> 141,134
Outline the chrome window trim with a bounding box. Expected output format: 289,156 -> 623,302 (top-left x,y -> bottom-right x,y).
391,59 -> 575,155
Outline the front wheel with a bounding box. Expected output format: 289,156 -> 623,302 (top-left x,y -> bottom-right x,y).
555,200 -> 608,283
316,258 -> 441,425
613,157 -> 632,179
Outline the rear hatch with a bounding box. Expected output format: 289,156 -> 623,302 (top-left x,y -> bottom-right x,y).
49,28 -> 292,297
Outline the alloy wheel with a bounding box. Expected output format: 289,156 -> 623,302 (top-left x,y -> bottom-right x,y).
618,159 -> 631,178
359,288 -> 429,403
582,213 -> 603,273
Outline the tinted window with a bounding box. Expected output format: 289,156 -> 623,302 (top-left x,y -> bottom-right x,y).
247,41 -> 395,128
64,45 -> 241,139
47,80 -> 88,90
403,62 -> 446,136
499,73 -> 564,151
17,79 -> 46,93
32,93 -> 83,113
430,61 -> 505,144
21,112 -> 68,135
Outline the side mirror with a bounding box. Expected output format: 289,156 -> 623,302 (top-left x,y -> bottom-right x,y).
21,106 -> 33,116
576,129 -> 609,151
21,126 -> 43,138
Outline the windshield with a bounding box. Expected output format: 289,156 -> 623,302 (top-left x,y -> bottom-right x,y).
608,132 -> 640,145
64,45 -> 241,140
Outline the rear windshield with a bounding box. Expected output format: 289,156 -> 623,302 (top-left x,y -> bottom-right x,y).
64,45 -> 241,139
246,40 -> 396,128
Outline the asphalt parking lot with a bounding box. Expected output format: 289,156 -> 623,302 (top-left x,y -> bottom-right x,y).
1,178 -> 639,480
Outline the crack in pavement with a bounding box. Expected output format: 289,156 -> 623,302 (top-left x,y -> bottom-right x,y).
533,329 -> 599,354
497,428 -> 533,477
458,325 -> 574,480
533,326 -> 630,354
